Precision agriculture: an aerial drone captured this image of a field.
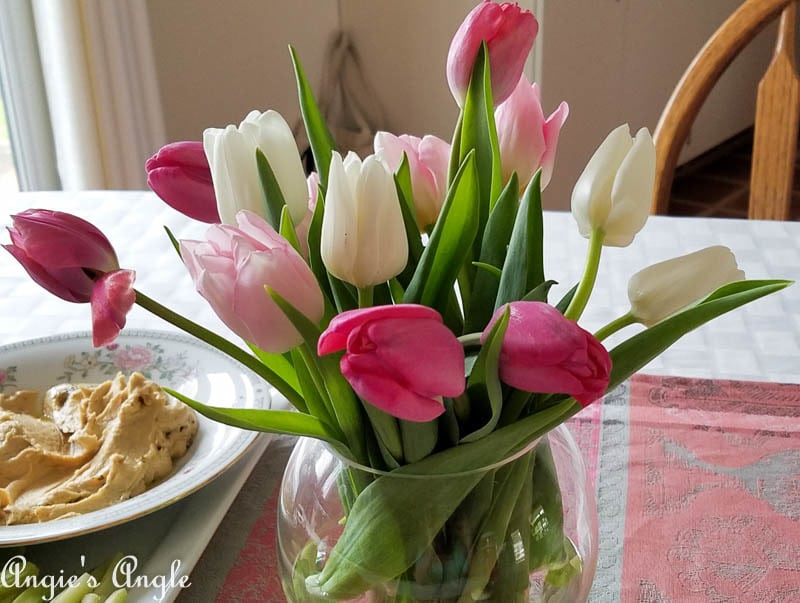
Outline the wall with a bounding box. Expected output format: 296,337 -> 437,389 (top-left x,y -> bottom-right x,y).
145,0 -> 337,142
536,0 -> 773,210
146,1 -> 774,210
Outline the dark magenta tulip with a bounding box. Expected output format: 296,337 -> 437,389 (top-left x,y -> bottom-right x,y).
146,141 -> 220,223
4,209 -> 135,346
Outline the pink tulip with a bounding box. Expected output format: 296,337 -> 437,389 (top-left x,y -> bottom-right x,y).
180,210 -> 324,353
447,1 -> 538,107
483,302 -> 611,406
374,132 -> 450,230
4,209 -> 135,346
318,304 -> 465,422
146,141 -> 220,223
91,270 -> 136,347
495,77 -> 569,190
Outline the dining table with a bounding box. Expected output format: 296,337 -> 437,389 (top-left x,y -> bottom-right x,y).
1,190 -> 798,602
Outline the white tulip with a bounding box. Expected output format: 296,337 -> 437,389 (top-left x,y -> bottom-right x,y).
321,151 -> 408,288
628,246 -> 745,326
571,124 -> 656,247
203,110 -> 308,226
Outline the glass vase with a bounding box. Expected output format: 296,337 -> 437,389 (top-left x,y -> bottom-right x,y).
278,424 -> 597,602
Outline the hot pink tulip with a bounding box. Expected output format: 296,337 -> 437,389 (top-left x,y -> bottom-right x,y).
483,302 -> 611,406
318,304 -> 465,422
447,1 -> 538,107
146,141 -> 220,223
495,77 -> 569,190
374,132 -> 450,230
180,210 -> 324,353
4,209 -> 135,346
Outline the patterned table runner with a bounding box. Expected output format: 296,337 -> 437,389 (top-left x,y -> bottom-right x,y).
195,375 -> 800,602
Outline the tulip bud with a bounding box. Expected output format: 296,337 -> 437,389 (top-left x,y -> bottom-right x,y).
483,301 -> 611,406
203,110 -> 308,226
628,246 -> 745,326
146,141 -> 220,223
180,210 -> 324,354
321,151 -> 408,288
4,209 -> 135,346
374,132 -> 450,230
447,1 -> 538,107
318,304 -> 465,422
495,77 -> 568,190
571,124 -> 656,247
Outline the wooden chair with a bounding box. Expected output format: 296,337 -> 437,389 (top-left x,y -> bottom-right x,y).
652,0 -> 800,220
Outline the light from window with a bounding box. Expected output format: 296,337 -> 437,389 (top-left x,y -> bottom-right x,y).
0,95 -> 19,193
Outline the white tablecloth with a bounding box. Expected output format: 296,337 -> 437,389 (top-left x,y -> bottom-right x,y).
1,191 -> 798,601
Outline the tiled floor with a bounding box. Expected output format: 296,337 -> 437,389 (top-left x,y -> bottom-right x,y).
668,128 -> 800,220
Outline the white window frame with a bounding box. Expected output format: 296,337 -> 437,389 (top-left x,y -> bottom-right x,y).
0,0 -> 60,190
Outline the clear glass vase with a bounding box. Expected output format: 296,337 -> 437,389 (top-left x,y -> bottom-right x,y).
278,424 -> 597,602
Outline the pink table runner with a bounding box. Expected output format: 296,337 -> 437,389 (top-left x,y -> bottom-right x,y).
189,375 -> 800,602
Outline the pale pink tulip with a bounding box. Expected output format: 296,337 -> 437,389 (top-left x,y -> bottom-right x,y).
295,172 -> 320,259
495,77 -> 568,190
318,304 -> 465,422
374,132 -> 450,230
447,1 -> 538,107
180,210 -> 324,353
483,302 -> 611,406
4,210 -> 136,346
146,141 -> 220,223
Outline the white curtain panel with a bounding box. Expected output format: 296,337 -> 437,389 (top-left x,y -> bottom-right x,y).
32,0 -> 165,190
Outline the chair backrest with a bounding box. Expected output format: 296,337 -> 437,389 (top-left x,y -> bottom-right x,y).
652,0 -> 800,220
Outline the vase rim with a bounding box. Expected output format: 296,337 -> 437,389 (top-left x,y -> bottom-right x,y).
318,431 -> 549,478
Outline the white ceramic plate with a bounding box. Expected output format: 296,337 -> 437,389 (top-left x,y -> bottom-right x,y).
0,329 -> 271,546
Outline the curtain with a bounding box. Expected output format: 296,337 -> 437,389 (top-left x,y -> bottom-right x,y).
32,0 -> 165,190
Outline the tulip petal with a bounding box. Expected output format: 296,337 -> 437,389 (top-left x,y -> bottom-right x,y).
540,100 -> 569,189
318,304 -> 442,355
350,318 -> 465,397
91,269 -> 136,347
570,124 -> 633,238
604,127 -> 656,247
341,354 -> 446,422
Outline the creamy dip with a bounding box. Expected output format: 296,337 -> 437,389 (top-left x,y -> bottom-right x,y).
0,372 -> 197,525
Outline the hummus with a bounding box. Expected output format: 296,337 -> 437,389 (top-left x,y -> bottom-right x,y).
0,372 -> 197,525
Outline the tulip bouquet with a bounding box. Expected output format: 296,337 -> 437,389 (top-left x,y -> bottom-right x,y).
4,1 -> 790,601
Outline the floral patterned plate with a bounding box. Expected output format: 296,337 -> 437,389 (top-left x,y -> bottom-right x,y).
0,329 -> 271,546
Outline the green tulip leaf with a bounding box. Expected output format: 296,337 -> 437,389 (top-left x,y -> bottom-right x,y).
306,398 -> 579,598
162,225 -> 181,258
289,45 -> 337,187
279,204 -> 302,255
609,279 -> 792,389
400,418 -> 439,464
464,173 -> 520,332
166,387 -> 341,445
461,307 -> 509,443
522,279 -> 559,303
495,171 -> 544,309
459,42 -> 503,258
246,343 -> 302,403
403,152 -> 479,312
394,154 -> 425,288
255,148 -> 288,229
555,283 -> 578,314
289,346 -> 335,429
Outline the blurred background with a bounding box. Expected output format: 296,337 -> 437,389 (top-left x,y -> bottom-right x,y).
0,0 -> 782,211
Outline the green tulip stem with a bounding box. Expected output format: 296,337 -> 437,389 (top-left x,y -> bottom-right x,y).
564,228 -> 605,321
457,332 -> 483,349
594,312 -> 637,342
358,286 -> 374,308
133,289 -> 308,412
